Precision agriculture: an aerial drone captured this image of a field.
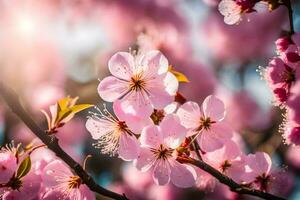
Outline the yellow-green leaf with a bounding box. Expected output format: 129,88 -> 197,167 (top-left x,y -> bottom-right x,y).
16,156 -> 31,179
58,96 -> 78,111
168,66 -> 189,83
58,104 -> 93,124
71,104 -> 94,114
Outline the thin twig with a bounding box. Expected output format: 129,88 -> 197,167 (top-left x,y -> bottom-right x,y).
192,140 -> 202,161
0,82 -> 128,200
177,157 -> 286,200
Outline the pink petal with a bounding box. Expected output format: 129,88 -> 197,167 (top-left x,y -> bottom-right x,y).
140,125 -> 163,148
212,122 -> 233,139
118,134 -> 140,161
121,90 -> 153,118
85,118 -> 115,140
170,159 -> 196,188
199,122 -> 233,152
202,95 -> 225,121
203,140 -> 240,168
226,160 -> 250,183
0,152 -> 17,183
42,160 -> 72,187
198,130 -> 224,152
160,114 -> 187,149
246,152 -> 272,176
265,58 -> 286,86
152,160 -> 171,186
164,72 -> 179,96
146,73 -> 178,109
140,50 -> 169,76
79,185 -> 96,200
108,52 -> 134,80
113,100 -> 152,133
177,101 -> 201,130
134,147 -> 155,172
222,140 -> 241,160
4,172 -> 42,200
98,76 -> 128,102
147,84 -> 174,110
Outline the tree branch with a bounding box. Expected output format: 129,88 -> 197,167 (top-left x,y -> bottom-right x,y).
0,82 -> 128,200
177,157 -> 286,200
284,0 -> 295,34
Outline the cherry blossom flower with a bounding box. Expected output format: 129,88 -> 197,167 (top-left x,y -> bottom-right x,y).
203,140 -> 246,183
86,102 -> 148,161
41,160 -> 95,200
244,152 -> 272,191
134,114 -> 196,187
98,50 -> 178,118
0,145 -> 17,184
1,171 -> 42,200
264,57 -> 299,104
282,117 -> 300,145
177,95 -> 233,152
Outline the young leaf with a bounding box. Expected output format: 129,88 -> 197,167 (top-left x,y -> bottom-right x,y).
168,66 -> 189,83
16,156 -> 31,179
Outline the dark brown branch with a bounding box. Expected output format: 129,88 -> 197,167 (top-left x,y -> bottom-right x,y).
0,82 -> 128,200
283,0 -> 295,34
177,157 -> 286,200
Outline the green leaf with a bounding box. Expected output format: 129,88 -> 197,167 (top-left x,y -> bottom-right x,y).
16,156 -> 31,179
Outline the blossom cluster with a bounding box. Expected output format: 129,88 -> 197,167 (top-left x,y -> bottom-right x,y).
86,50 -> 278,191
0,143 -> 95,199
263,33 -> 300,145
0,0 -> 297,199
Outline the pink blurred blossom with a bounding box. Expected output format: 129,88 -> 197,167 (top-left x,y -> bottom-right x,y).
200,7 -> 286,62
224,90 -> 271,131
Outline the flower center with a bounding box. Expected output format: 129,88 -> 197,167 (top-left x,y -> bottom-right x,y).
117,121 -> 127,131
150,109 -> 165,125
254,173 -> 271,192
129,73 -> 146,91
67,176 -> 81,189
195,117 -> 215,131
151,144 -> 173,160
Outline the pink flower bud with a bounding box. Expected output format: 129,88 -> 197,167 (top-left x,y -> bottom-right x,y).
275,37 -> 291,53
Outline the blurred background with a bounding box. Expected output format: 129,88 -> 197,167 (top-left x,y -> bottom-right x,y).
0,0 -> 300,199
